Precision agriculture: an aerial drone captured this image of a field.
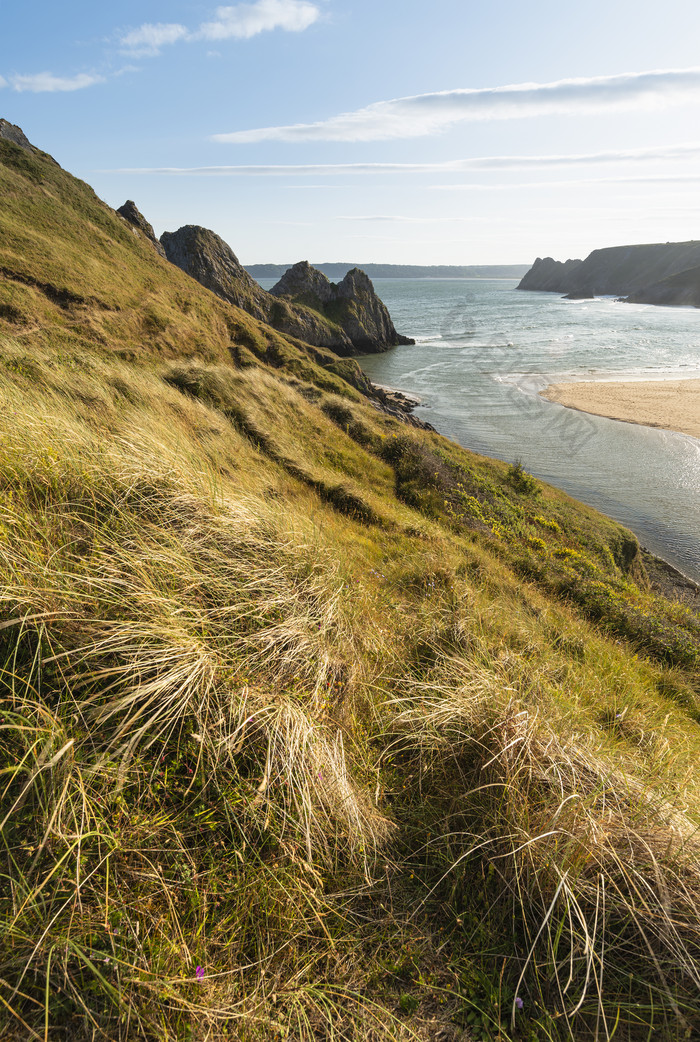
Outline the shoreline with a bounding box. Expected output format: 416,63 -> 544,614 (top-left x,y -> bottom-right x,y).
540,377 -> 700,441
366,375 -> 699,595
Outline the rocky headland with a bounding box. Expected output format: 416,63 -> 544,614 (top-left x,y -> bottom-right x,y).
519,240 -> 700,306
517,256 -> 584,293
159,227 -> 413,356
157,225 -> 427,424
270,261 -> 414,353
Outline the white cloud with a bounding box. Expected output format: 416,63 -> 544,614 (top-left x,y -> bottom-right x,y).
120,0 -> 319,55
197,0 -> 320,41
212,67 -> 700,143
100,142 -> 700,177
432,174 -> 700,191
10,72 -> 105,93
120,23 -> 189,56
335,215 -> 473,223
0,76 -> 7,89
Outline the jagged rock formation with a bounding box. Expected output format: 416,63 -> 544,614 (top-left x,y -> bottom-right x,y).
517,256 -> 583,293
160,225 -> 358,353
160,228 -> 414,354
117,200 -> 166,259
271,261 -> 414,352
519,240 -> 700,305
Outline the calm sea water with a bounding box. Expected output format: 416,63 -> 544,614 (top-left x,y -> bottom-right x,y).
258,278 -> 700,582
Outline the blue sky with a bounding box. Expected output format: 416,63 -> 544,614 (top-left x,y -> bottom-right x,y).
3,0 -> 700,264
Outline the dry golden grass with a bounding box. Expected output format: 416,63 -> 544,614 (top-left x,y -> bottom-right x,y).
1,134 -> 700,1041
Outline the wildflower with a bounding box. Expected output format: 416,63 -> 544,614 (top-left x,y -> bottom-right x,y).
514,996 -> 524,1010
196,965 -> 205,980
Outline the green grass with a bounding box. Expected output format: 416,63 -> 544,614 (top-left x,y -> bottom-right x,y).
0,133 -> 699,1041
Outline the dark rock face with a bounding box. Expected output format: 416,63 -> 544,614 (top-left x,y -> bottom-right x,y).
161,225 -> 269,320
517,257 -> 583,292
271,261 -> 414,352
519,240 -> 700,305
117,200 -> 167,259
626,264 -> 700,308
160,225 -> 354,352
272,260 -> 336,306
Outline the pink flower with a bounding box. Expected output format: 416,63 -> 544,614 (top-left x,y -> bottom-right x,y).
196,965 -> 204,980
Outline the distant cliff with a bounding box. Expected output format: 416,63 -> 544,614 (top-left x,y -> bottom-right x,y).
270,261 -> 414,352
517,257 -> 583,293
518,240 -> 700,306
626,264 -> 700,307
248,262 -> 530,280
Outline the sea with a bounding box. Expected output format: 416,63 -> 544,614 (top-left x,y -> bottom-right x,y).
257,278 -> 700,584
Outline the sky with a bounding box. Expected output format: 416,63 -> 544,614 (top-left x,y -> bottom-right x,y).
3,0 -> 700,264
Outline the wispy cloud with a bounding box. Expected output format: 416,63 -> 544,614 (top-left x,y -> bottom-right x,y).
9,72 -> 105,93
100,142 -> 700,177
120,23 -> 189,57
335,215 -> 474,223
198,0 -> 320,40
212,67 -> 700,143
0,76 -> 7,89
432,174 -> 700,191
120,0 -> 320,56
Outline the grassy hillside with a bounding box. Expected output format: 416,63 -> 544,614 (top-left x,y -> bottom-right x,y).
1,134 -> 699,1042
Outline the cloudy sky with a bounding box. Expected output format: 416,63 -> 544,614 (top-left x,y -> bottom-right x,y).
3,0 -> 700,264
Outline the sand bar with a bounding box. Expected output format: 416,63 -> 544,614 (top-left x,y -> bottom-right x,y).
540,378 -> 700,440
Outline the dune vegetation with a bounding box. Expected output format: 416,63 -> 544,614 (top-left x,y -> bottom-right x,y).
1,134 -> 700,1042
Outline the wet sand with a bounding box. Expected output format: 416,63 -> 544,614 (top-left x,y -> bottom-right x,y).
541,378 -> 700,440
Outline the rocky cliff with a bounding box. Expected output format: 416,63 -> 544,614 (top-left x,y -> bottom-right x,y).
117,200 -> 167,259
271,261 -> 414,352
160,225 -> 358,353
516,256 -> 583,293
625,264 -> 700,307
519,240 -> 700,304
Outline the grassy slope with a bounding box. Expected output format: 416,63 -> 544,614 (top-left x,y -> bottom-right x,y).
1,139 -> 699,1042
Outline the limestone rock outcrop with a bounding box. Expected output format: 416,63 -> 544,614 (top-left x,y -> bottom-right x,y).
271,261 -> 414,352
519,240 -> 700,306
117,200 -> 167,259
161,225 -> 356,352
160,227 -> 414,354
516,256 -> 583,293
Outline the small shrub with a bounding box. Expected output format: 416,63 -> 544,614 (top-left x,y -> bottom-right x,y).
507,459 -> 539,495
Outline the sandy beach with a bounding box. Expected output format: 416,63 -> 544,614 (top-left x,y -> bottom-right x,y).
541,378 -> 700,440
